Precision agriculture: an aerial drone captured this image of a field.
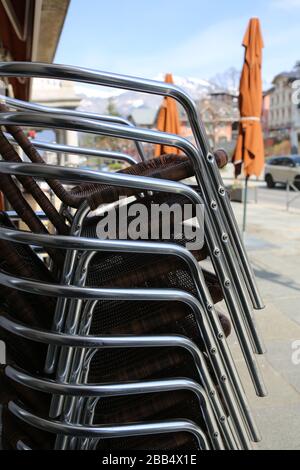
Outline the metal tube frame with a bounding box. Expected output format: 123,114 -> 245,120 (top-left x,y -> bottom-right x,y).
0,61 -> 264,312
5,366 -> 224,450
0,160 -> 266,399
16,440 -> 31,450
0,94 -> 145,162
0,224 -> 260,445
0,267 -> 242,449
0,129 -> 266,448
0,111 -> 266,360
0,314 -> 228,451
56,253 -> 239,450
0,160 -> 264,449
3,131 -> 138,166
58,247 -> 257,450
8,401 -> 210,450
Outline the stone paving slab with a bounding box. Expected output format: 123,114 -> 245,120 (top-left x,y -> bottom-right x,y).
229,201 -> 300,450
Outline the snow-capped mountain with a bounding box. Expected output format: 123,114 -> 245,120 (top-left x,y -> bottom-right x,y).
155,73 -> 216,100
76,74 -> 217,117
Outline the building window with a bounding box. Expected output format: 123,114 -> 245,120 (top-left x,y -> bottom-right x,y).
232,121 -> 239,131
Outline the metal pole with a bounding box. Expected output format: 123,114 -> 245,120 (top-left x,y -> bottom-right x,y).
242,176 -> 249,235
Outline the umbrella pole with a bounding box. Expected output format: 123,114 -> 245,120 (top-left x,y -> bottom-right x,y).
242,175 -> 249,236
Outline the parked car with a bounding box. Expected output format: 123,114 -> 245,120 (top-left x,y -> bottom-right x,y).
264,155 -> 300,189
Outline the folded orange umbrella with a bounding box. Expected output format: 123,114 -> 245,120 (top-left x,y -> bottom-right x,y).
233,18 -> 264,178
155,73 -> 181,157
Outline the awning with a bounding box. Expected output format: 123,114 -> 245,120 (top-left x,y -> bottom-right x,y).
0,0 -> 70,99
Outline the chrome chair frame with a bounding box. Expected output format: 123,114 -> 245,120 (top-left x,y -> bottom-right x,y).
0,145 -> 266,396
0,256 -> 243,449
0,103 -> 264,338
0,112 -> 266,370
56,301 -> 218,450
16,440 -> 31,450
58,248 -> 255,450
0,61 -> 264,313
0,161 -> 266,444
5,366 -> 224,450
0,105 -> 261,341
0,315 -> 229,451
57,256 -> 238,450
0,223 -> 259,447
8,401 -> 210,450
1,162 -> 266,386
0,94 -> 145,162
3,131 -> 138,166
0,70 -> 267,450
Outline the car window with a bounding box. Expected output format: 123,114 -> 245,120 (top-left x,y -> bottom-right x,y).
282,158 -> 295,167
270,158 -> 283,166
268,156 -> 300,166
292,156 -> 300,166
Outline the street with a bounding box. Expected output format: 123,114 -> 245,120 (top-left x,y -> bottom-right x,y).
249,185 -> 300,211
220,164 -> 300,211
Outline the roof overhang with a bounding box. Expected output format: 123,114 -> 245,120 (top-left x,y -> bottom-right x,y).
0,0 -> 70,99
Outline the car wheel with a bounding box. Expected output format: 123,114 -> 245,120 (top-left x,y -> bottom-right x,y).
294,176 -> 300,190
265,174 -> 275,188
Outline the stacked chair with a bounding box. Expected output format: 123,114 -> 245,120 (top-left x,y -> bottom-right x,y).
0,62 -> 267,451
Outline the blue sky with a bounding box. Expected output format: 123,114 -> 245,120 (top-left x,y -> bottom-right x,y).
55,0 -> 300,85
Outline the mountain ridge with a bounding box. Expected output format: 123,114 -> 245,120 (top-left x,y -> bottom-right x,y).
77,74 -> 218,117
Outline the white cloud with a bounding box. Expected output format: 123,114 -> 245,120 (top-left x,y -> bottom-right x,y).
272,0 -> 300,9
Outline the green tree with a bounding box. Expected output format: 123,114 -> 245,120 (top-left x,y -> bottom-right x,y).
106,97 -> 119,116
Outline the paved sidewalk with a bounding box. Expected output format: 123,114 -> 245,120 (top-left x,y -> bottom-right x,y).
224,200 -> 300,449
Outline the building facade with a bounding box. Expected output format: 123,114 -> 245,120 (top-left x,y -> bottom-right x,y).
31,77 -> 82,165
197,91 -> 239,155
267,63 -> 300,154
